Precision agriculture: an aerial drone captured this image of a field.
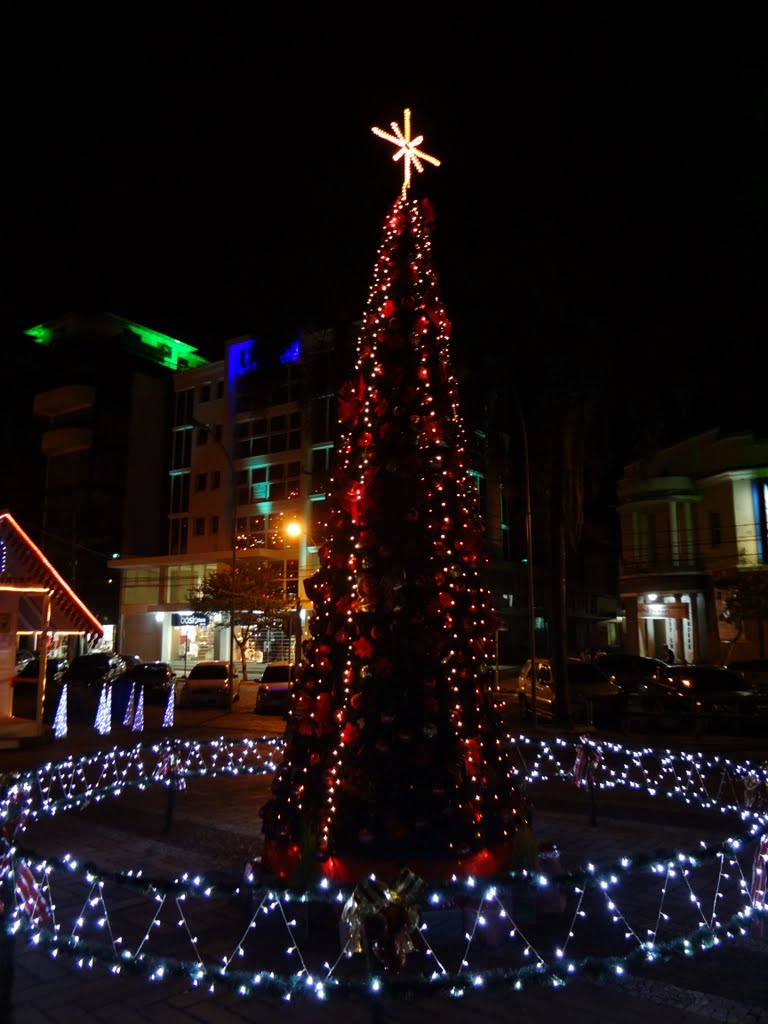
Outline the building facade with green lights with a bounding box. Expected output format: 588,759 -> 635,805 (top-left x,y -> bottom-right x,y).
21,312 -> 209,641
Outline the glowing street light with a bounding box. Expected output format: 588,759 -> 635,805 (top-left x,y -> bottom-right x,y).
284,520 -> 306,671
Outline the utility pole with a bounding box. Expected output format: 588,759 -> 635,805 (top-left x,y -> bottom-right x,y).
515,393 -> 538,728
191,417 -> 236,711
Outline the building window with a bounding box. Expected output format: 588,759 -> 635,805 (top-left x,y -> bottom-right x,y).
122,567 -> 161,605
310,446 -> 334,495
211,515 -> 219,535
311,395 -> 335,444
172,428 -> 192,469
195,473 -> 207,492
174,389 -> 194,428
200,384 -> 211,403
235,510 -> 296,550
170,473 -> 190,514
234,412 -> 301,460
216,380 -> 224,400
211,470 -> 221,490
235,462 -> 302,506
755,479 -> 768,564
709,510 -> 722,547
170,517 -> 188,556
468,470 -> 486,515
194,517 -> 205,537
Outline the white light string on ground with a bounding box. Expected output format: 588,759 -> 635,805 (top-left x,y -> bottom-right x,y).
1,735 -> 766,1003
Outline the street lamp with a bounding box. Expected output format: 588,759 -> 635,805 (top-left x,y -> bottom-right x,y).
191,417 -> 236,711
284,519 -> 304,672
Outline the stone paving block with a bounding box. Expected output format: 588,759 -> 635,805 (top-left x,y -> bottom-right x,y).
85,1002 -> 152,1023
167,996 -> 251,1023
6,1007 -> 52,1024
42,1004 -> 106,1023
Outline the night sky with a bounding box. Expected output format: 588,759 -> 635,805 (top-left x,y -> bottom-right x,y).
4,19 -> 767,439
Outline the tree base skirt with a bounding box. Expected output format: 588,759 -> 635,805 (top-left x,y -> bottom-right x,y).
260,838 -> 514,885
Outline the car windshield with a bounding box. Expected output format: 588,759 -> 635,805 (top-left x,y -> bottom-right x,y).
188,664 -> 228,679
569,663 -> 610,684
68,655 -> 111,671
669,668 -> 747,691
261,665 -> 294,683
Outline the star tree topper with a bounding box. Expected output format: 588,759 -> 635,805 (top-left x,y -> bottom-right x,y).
372,108 -> 441,196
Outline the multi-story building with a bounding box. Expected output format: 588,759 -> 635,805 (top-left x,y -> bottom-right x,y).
113,326 -> 353,674
14,313 -> 208,647
112,319 -> 622,675
617,428 -> 768,664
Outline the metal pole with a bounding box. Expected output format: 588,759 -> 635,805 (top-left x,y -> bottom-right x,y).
295,593 -> 301,672
515,394 -> 538,728
228,450 -> 237,711
191,417 -> 236,711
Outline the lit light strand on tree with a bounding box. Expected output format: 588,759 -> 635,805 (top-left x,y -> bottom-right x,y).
260,117 -> 525,883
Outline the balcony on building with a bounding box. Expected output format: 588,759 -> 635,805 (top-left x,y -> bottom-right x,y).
33,385 -> 96,420
40,427 -> 94,457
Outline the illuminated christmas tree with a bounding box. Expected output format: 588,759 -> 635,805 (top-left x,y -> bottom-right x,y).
260,110 -> 528,882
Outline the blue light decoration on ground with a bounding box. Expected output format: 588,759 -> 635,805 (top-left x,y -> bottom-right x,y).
94,684 -> 111,735
0,735 -> 765,1004
52,684 -> 67,738
122,684 -> 136,727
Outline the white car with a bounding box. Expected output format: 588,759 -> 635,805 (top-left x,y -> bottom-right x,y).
517,656 -> 622,723
178,661 -> 240,707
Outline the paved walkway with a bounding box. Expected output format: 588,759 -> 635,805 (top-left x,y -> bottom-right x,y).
2,708 -> 767,1022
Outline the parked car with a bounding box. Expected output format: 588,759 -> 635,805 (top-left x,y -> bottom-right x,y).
594,653 -> 674,688
56,652 -> 126,722
178,661 -> 240,707
118,654 -> 143,671
14,648 -> 37,673
665,664 -> 764,730
114,661 -> 177,706
254,661 -> 296,715
727,659 -> 768,693
517,656 -> 623,724
593,653 -> 689,727
10,657 -> 68,718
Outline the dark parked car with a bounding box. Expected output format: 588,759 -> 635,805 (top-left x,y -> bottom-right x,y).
14,648 -> 37,673
56,652 -> 126,722
594,653 -> 688,727
10,657 -> 68,718
594,653 -> 675,689
517,656 -> 623,724
665,664 -> 764,730
114,661 -> 177,706
728,659 -> 768,693
254,661 -> 296,715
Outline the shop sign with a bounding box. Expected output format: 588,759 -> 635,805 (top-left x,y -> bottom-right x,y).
637,602 -> 689,620
171,613 -> 210,627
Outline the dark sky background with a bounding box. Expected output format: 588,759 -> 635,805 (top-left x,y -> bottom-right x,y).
4,18 -> 767,442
